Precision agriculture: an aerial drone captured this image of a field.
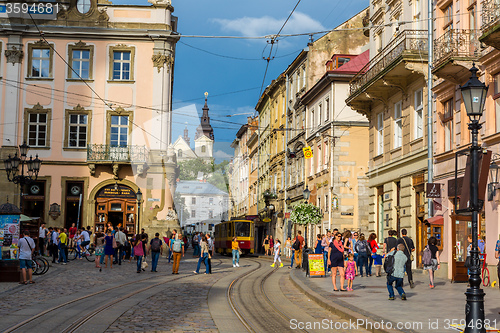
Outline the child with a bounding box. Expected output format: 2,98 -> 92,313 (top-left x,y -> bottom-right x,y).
271,239 -> 283,267
373,248 -> 384,277
344,253 -> 358,291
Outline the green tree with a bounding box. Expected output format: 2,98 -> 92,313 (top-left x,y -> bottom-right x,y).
178,158 -> 214,180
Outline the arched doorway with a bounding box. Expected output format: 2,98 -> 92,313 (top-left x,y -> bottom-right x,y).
94,184 -> 138,234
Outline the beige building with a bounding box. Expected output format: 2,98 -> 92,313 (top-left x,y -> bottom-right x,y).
0,0 -> 180,236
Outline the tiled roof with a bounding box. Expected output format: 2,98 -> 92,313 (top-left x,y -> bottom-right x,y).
332,50 -> 369,73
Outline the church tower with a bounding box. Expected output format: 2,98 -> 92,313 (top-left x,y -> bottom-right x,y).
195,92 -> 214,159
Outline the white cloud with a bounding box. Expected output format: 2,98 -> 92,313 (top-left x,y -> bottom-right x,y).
213,150 -> 233,159
212,12 -> 325,37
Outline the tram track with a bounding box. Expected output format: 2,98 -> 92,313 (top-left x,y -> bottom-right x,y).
4,259 -> 224,333
227,258 -> 310,333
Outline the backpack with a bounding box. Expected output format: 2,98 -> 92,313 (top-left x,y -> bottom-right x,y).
355,240 -> 367,253
151,238 -> 161,252
172,240 -> 182,253
422,245 -> 432,266
384,252 -> 396,275
292,238 -> 300,250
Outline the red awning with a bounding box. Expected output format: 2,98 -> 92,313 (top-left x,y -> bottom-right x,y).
424,216 -> 444,225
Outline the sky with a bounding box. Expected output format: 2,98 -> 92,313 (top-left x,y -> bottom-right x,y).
115,0 -> 368,161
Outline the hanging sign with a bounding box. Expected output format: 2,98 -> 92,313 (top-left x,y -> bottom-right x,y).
308,254 -> 325,277
303,146 -> 313,159
426,183 -> 442,198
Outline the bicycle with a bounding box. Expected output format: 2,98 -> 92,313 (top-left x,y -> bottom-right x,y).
480,253 -> 490,287
68,245 -> 95,262
32,256 -> 49,275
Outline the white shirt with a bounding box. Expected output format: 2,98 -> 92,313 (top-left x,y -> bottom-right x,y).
18,236 -> 35,260
82,230 -> 91,242
39,227 -> 45,238
115,231 -> 127,245
52,231 -> 59,245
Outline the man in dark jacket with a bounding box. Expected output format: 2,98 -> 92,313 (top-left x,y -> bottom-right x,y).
397,229 -> 415,288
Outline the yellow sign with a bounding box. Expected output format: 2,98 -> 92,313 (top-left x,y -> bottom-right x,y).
303,146 -> 313,159
308,254 -> 325,276
263,217 -> 271,222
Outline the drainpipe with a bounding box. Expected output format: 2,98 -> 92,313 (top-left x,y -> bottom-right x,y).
284,74 -> 289,238
427,0 -> 434,218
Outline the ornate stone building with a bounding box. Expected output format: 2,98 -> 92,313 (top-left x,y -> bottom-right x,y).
0,0 -> 180,235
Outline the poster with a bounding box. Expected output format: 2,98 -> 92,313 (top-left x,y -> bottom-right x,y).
308,254 -> 325,277
0,215 -> 20,260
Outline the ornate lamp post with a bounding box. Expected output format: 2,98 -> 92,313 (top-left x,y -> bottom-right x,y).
460,64 -> 488,333
302,186 -> 311,246
3,142 -> 42,211
136,188 -> 143,233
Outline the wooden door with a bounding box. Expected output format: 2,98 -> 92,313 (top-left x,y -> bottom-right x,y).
451,215 -> 472,282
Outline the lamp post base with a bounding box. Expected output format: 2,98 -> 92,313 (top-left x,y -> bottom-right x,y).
464,287 -> 486,333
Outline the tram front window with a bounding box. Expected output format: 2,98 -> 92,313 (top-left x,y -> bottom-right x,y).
234,222 -> 250,237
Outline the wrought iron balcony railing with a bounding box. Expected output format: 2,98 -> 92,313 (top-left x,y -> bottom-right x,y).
482,0 -> 500,32
87,144 -> 148,163
349,30 -> 428,96
434,29 -> 481,67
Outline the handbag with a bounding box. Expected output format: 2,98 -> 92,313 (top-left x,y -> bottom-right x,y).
464,256 -> 472,268
112,237 -> 117,249
141,256 -> 148,269
402,237 -> 414,261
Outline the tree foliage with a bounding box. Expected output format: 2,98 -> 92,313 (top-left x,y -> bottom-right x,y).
290,203 -> 322,225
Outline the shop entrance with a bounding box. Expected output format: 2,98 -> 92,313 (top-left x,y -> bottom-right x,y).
95,184 -> 137,235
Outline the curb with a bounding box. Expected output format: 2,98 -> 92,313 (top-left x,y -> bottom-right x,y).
289,269 -> 415,333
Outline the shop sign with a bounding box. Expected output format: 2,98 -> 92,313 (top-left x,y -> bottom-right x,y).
0,215 -> 19,259
308,254 -> 325,277
426,183 -> 442,198
97,185 -> 136,199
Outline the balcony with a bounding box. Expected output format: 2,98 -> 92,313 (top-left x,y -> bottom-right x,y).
480,0 -> 500,50
87,144 -> 148,163
433,30 -> 481,84
346,30 -> 427,112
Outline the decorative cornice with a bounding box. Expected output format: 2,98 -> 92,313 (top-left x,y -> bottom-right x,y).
152,53 -> 174,73
33,39 -> 49,46
4,46 -> 23,65
74,40 -> 87,47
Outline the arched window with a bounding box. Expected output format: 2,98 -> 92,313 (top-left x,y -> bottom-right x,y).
178,149 -> 183,157
201,145 -> 206,153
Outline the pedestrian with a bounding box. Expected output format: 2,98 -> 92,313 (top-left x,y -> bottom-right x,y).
115,227 -> 127,265
355,233 -> 369,277
103,229 -> 115,269
38,223 -> 47,256
171,233 -> 184,274
133,234 -> 145,273
168,229 -> 177,263
74,229 -> 82,259
232,236 -> 240,267
94,232 -> 104,271
294,231 -> 304,269
323,231 -> 332,274
328,233 -> 346,291
18,230 -> 35,285
129,234 -> 137,263
149,232 -> 163,272
192,232 -> 200,257
423,236 -> 441,288
373,249 -> 383,277
315,234 -> 323,254
269,235 -> 274,255
495,236 -> 499,288
263,235 -> 270,256
50,227 -> 59,263
80,227 -> 91,256
163,232 -> 170,261
285,236 -> 292,259
58,228 -> 68,264
68,223 -> 77,248
397,228 -> 415,288
344,253 -> 358,291
271,239 -> 283,267
383,229 -> 398,254
367,233 -> 378,276
351,231 -> 359,271
193,237 -> 210,274
206,233 -> 214,274
386,244 -> 407,301
343,230 -> 352,259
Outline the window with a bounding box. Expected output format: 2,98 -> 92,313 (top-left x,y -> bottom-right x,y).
109,45 -> 135,81
77,0 -> 91,14
110,115 -> 128,146
68,114 -> 87,148
318,103 -> 322,124
201,145 -> 206,153
494,73 -> 500,132
209,197 -> 214,205
71,50 -> 90,79
414,0 -> 423,30
443,99 -> 454,151
209,210 -> 214,219
302,66 -> 306,89
325,194 -> 329,212
192,197 -> 196,205
377,112 -> 384,155
311,109 -> 315,130
444,3 -> 453,30
376,31 -> 383,53
178,149 -> 183,158
191,210 -> 196,218
414,89 -> 423,139
24,104 -> 51,148
28,43 -> 53,78
394,102 -> 402,148
325,98 -> 330,121
337,57 -> 351,68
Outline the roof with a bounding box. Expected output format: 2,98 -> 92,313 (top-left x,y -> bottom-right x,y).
176,180 -> 228,196
332,50 -> 369,74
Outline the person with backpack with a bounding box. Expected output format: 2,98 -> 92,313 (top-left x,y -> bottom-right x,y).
423,236 -> 440,288
149,233 -> 163,273
397,228 -> 415,288
171,234 -> 184,274
386,243 -> 407,300
355,233 -> 369,277
293,231 -> 304,269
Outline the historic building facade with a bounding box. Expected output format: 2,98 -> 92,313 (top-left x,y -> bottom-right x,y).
0,0 -> 180,236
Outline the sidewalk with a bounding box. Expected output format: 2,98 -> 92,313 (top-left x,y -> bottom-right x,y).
290,267 -> 500,333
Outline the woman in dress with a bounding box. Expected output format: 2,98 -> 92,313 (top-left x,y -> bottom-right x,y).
327,233 -> 346,291
271,239 -> 283,267
367,233 -> 379,276
133,233 -> 144,273
285,237 -> 292,259
94,232 -> 105,271
269,235 -> 274,255
103,229 -> 115,269
263,235 -> 270,256
315,234 -> 323,254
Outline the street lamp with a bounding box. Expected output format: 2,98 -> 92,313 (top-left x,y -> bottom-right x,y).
303,186 -> 311,202
136,188 -> 142,233
488,161 -> 499,201
4,142 -> 42,211
460,63 -> 488,333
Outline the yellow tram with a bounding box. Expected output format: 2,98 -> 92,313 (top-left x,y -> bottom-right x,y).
215,220 -> 254,255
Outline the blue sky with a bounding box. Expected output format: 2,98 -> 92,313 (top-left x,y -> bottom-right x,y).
115,0 -> 367,161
